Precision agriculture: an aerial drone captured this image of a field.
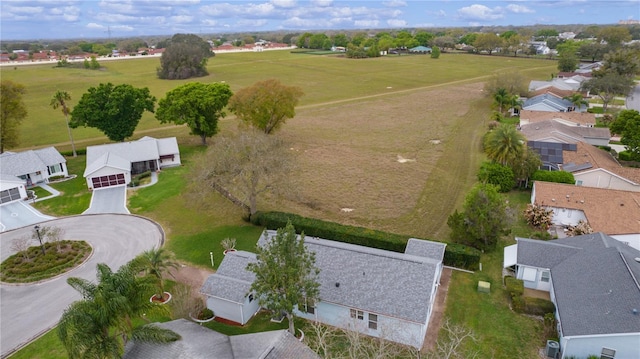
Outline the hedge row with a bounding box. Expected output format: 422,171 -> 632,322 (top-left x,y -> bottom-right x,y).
505,276 -> 555,316
250,211 -> 481,270
531,170 -> 575,185
60,149 -> 87,156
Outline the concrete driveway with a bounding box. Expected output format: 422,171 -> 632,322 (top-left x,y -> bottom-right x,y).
83,185 -> 129,215
0,214 -> 164,357
0,201 -> 55,232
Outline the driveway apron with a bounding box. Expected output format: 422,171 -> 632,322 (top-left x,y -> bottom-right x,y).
83,185 -> 129,215
0,201 -> 55,232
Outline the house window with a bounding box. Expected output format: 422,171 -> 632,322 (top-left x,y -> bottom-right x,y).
248,294 -> 254,302
298,298 -> 315,314
48,163 -> 62,174
350,309 -> 364,320
541,271 -> 550,283
368,314 -> 378,330
576,180 -> 583,186
601,347 -> 616,359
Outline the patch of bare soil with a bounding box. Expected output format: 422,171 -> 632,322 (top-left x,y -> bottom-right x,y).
170,264 -> 214,294
422,267 -> 452,353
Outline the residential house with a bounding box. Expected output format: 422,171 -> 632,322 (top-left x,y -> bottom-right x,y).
562,142 -> 640,192
503,233 -> 640,359
123,319 -> 319,359
519,110 -> 596,128
83,137 -> 180,189
0,174 -> 28,205
521,120 -> 610,146
0,147 -> 68,187
409,46 -> 432,53
529,78 -> 586,94
201,231 -> 446,349
522,93 -> 587,113
531,181 -> 640,250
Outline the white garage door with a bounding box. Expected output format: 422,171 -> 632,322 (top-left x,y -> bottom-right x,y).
91,173 -> 126,189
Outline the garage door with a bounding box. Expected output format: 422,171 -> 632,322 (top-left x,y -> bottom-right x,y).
91,173 -> 126,189
0,187 -> 22,204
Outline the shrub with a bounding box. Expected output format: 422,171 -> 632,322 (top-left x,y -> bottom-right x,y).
60,148 -> 87,156
504,276 -> 524,296
522,297 -> 555,316
477,161 -> 515,192
251,211 -> 481,270
531,170 -> 575,185
618,150 -> 633,161
198,308 -> 214,320
530,231 -> 553,240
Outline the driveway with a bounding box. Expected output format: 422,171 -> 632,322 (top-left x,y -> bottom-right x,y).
0,201 -> 55,232
0,214 -> 164,357
83,185 -> 129,215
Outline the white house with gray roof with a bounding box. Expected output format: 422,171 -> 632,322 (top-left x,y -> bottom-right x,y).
84,137 -> 180,189
201,231 -> 446,349
504,233 -> 640,359
0,147 -> 67,190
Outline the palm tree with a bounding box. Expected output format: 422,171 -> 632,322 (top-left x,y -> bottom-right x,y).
59,263 -> 179,358
492,88 -> 510,114
131,247 -> 179,301
506,94 -> 523,116
484,123 -> 526,167
50,90 -> 77,157
563,93 -> 589,112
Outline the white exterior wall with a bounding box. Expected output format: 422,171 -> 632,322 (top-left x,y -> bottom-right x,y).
0,180 -> 28,202
206,295 -> 259,325
295,301 -> 426,349
516,265 -> 551,291
583,137 -> 610,147
574,170 -> 640,192
611,234 -> 640,252
560,333 -> 640,359
46,162 -> 68,180
85,167 -> 131,189
547,206 -> 588,227
159,154 -> 181,168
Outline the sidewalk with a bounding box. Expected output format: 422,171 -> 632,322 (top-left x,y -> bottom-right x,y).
33,183 -> 61,202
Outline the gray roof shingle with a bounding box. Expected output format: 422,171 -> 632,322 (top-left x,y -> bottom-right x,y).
0,147 -> 65,177
200,251 -> 256,303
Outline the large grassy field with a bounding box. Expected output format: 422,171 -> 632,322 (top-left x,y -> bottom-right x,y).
5,50 -> 558,358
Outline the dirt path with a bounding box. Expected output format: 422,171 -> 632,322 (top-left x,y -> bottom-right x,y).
169,264 -> 214,294
422,267 -> 452,353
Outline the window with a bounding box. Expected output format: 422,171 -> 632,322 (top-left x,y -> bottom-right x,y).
350,309 -> 363,320
576,180 -> 583,186
248,294 -> 254,302
368,314 -> 378,330
48,163 -> 62,174
541,271 -> 550,283
298,298 -> 315,314
601,347 -> 616,359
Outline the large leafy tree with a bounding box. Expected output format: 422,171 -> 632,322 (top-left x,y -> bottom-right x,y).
70,83 -> 156,142
447,183 -> 513,251
191,129 -> 294,216
473,33 -> 503,55
229,79 -> 304,134
477,161 -> 515,193
0,80 -> 27,153
156,82 -> 233,145
610,110 -> 640,161
580,72 -> 634,112
50,90 -> 77,157
157,33 -> 212,80
247,222 -> 320,335
598,26 -> 631,47
484,123 -> 526,167
58,263 -> 179,359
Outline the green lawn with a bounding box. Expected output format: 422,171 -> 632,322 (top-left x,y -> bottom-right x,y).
33,155 -> 91,216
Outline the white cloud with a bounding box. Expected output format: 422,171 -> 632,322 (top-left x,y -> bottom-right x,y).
271,0 -> 296,8
311,0 -> 333,6
170,15 -> 193,23
111,24 -> 133,31
86,22 -> 105,29
506,4 -> 534,13
354,19 -> 379,27
387,18 -> 407,27
200,2 -> 276,18
236,19 -> 268,27
457,4 -> 504,21
383,0 -> 407,7
201,19 -> 218,26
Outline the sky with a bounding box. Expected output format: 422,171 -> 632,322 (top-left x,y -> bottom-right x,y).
1,0 -> 639,41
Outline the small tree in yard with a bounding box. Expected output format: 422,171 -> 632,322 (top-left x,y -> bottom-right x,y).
130,247 -> 179,301
11,236 -> 32,261
524,203 -> 554,230
430,46 -> 441,59
247,222 -> 320,336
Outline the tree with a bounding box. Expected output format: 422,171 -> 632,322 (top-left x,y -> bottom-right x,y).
483,70 -> 528,97
598,26 -> 631,47
157,33 -> 212,80
130,247 -> 179,301
229,79 -> 304,134
447,183 -> 513,251
563,93 -> 588,112
578,42 -> 605,62
492,88 -> 511,114
484,123 -> 526,167
192,129 -> 294,216
511,148 -> 541,188
156,82 -> 232,145
504,34 -> 525,57
0,80 -> 27,153
600,48 -> 640,78
580,72 -> 634,112
477,161 -> 515,193
430,45 -> 441,59
557,52 -> 578,72
433,36 -> 456,51
415,31 -> 435,46
610,110 -> 640,161
70,83 -> 156,142
473,33 -> 503,55
50,90 -> 77,157
246,222 -> 320,336
59,262 -> 179,358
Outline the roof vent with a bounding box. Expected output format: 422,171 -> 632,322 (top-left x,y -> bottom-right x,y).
634,257 -> 640,263
335,282 -> 340,288
634,309 -> 639,315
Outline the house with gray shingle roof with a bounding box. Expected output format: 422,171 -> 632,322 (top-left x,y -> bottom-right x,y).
0,147 -> 67,189
122,319 -> 319,359
522,93 -> 587,113
201,231 -> 446,349
503,233 -> 640,359
83,137 -> 180,189
0,174 -> 28,204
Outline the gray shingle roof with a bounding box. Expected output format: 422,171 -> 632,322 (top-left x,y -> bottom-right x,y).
523,93 -> 575,112
122,319 -> 319,359
257,231 -> 444,323
517,233 -> 640,337
200,251 -> 256,303
521,120 -> 610,144
405,238 -> 446,260
0,147 -> 65,177
86,140 -> 160,166
83,152 -> 131,177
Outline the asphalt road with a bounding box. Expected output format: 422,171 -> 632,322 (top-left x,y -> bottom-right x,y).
0,214 -> 164,358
